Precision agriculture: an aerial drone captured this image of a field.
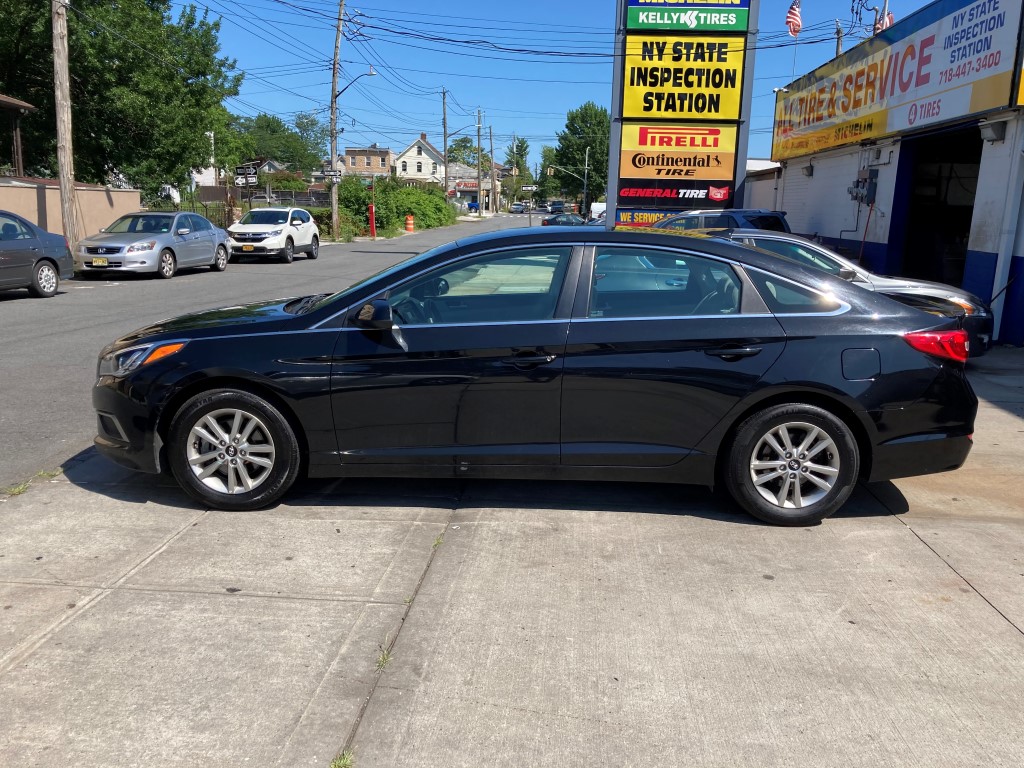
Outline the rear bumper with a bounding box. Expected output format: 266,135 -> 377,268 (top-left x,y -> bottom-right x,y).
868,433 -> 973,482
964,314 -> 993,357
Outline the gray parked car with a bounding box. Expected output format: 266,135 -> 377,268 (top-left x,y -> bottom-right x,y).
0,210 -> 73,298
76,212 -> 229,279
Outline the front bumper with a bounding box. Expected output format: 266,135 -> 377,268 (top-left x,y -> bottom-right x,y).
228,238 -> 287,257
75,252 -> 159,273
92,376 -> 162,474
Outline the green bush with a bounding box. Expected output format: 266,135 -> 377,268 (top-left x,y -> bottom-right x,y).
325,177 -> 457,239
309,207 -> 360,242
394,186 -> 457,229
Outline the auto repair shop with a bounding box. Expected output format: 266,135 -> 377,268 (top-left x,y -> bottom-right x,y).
768,0 -> 1024,344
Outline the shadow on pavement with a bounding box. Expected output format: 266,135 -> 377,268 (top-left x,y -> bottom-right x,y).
59,446 -> 907,526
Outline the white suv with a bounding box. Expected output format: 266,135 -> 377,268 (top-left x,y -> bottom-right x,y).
227,207 -> 319,263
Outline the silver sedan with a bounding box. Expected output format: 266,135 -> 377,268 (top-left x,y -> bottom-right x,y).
76,212 -> 229,279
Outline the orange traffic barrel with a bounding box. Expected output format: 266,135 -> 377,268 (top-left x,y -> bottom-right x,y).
405,215 -> 414,232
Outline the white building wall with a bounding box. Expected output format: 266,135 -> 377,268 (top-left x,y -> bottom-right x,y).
743,173 -> 779,210
777,141 -> 900,248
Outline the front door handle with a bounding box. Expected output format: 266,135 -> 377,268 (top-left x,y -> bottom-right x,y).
704,347 -> 762,360
501,353 -> 557,369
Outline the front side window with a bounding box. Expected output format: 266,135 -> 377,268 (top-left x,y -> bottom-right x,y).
658,215 -> 701,231
589,247 -> 741,318
751,238 -> 843,276
387,247 -> 572,325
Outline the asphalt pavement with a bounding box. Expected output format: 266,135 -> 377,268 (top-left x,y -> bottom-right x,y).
1,213 -> 1023,767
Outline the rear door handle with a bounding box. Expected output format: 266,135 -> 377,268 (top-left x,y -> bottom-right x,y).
704,347 -> 762,359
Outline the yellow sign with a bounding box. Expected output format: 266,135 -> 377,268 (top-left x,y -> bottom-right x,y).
623,34 -> 745,120
620,123 -> 736,180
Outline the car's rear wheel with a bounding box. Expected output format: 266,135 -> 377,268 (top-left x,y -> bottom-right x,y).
307,236 -> 319,259
157,249 -> 176,279
725,404 -> 859,526
212,245 -> 228,271
29,261 -> 60,298
168,389 -> 301,511
281,239 -> 294,263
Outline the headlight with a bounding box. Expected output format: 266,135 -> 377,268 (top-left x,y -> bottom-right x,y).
126,240 -> 157,254
946,298 -> 983,316
98,341 -> 187,377
265,229 -> 283,238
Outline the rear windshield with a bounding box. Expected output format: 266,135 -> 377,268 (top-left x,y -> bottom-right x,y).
747,214 -> 788,232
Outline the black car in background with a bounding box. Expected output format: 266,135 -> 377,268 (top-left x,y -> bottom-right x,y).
542,213 -> 585,227
0,210 -> 73,298
93,228 -> 977,526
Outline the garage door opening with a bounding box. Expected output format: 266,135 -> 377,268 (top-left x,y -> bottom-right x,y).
892,127 -> 982,286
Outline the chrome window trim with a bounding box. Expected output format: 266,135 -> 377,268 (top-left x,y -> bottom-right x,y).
744,265 -> 852,317
572,313 -> 776,323
311,242 -> 587,330
341,319 -> 571,331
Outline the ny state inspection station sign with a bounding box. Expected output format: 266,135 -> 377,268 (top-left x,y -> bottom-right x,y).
627,0 -> 750,32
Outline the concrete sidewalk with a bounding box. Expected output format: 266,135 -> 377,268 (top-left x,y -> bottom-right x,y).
1,350 -> 1022,767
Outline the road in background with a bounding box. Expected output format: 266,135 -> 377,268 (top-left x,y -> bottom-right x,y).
0,216 -> 524,489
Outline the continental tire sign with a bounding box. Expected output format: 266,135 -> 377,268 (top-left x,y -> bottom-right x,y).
620,124 -> 737,180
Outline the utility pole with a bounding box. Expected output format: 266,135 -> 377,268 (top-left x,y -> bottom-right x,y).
442,88 -> 449,203
835,19 -> 843,56
582,146 -> 590,218
476,108 -> 483,217
329,0 -> 345,241
489,125 -> 496,213
51,0 -> 81,246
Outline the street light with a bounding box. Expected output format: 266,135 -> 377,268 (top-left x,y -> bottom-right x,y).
330,66 -> 377,240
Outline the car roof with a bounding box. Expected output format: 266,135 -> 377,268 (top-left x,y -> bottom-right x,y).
672,208 -> 786,216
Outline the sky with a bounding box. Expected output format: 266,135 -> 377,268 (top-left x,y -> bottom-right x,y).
169,0 -> 939,169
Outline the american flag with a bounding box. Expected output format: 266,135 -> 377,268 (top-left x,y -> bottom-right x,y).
874,11 -> 896,33
786,0 -> 802,37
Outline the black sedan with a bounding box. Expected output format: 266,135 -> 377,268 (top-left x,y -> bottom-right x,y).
0,210 -> 74,297
542,213 -> 585,226
92,228 -> 977,526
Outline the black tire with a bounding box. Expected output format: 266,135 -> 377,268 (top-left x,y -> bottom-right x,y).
725,404 -> 859,526
281,238 -> 294,263
307,236 -> 319,259
212,245 -> 228,271
28,261 -> 60,298
157,249 -> 176,279
167,389 -> 301,511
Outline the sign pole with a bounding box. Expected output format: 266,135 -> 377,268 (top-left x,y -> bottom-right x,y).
606,0 -> 628,230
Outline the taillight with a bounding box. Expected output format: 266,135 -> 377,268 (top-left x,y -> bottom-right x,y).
904,329 -> 969,363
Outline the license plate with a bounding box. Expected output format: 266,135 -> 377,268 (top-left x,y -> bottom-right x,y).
242,245 -> 254,252
92,257 -> 108,267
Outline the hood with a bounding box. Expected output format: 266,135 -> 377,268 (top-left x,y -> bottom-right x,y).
110,297 -> 304,349
870,275 -> 989,308
228,222 -> 290,234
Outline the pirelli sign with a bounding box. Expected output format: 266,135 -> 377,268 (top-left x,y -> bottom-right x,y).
609,0 -> 757,220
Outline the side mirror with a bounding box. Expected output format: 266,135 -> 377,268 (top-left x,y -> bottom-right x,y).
291,218 -> 302,226
838,267 -> 858,281
99,227 -> 106,233
353,300 -> 395,330
176,228 -> 191,236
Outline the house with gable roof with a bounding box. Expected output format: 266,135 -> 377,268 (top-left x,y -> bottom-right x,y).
395,133 -> 445,185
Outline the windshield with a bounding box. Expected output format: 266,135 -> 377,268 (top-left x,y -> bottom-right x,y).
106,214 -> 174,234
240,210 -> 291,226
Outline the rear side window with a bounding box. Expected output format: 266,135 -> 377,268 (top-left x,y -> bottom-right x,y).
702,214 -> 739,228
747,270 -> 842,314
747,214 -> 788,232
750,238 -> 843,276
658,215 -> 702,231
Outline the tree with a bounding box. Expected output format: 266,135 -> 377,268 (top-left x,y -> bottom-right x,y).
446,135 -> 491,172
0,1 -> 242,196
554,101 -> 610,206
237,113 -> 328,173
537,146 -> 561,202
501,137 -> 533,202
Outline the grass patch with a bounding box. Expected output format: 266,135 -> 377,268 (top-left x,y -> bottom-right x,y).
36,469 -> 63,479
432,534 -> 444,550
2,482 -> 30,496
330,751 -> 354,768
376,637 -> 393,673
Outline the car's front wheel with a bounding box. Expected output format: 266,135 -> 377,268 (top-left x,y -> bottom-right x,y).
725,404 -> 859,526
307,236 -> 319,259
281,238 -> 294,263
212,245 -> 228,271
157,249 -> 176,279
167,389 -> 301,511
29,261 -> 60,298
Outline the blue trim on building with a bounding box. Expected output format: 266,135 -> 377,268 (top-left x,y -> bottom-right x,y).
962,250 -> 998,302
999,255 -> 1024,346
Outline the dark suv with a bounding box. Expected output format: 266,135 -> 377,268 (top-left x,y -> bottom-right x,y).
655,209 -> 790,232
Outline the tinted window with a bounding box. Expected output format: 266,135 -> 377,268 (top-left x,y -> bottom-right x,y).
658,215 -> 701,231
0,213 -> 32,240
188,214 -> 211,232
292,209 -> 310,223
747,214 -> 788,232
751,238 -> 843,276
747,270 -> 842,314
389,247 -> 572,324
703,214 -> 739,228
590,247 -> 741,318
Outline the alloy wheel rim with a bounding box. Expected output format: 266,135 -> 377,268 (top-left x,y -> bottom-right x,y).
38,265 -> 57,293
217,248 -> 227,268
749,421 -> 840,509
186,408 -> 276,495
161,254 -> 173,276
